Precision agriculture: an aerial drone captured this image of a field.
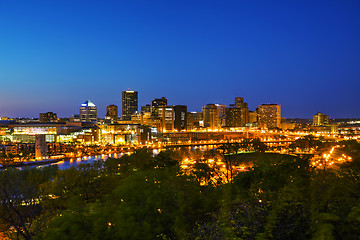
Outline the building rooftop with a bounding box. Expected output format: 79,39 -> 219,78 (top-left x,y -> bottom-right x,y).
81,100 -> 96,107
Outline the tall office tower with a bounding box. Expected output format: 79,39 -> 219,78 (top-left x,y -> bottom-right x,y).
235,97 -> 244,108
313,112 -> 329,126
173,105 -> 187,132
151,97 -> 167,117
158,106 -> 174,132
258,104 -> 281,129
105,104 -> 118,122
225,106 -> 242,127
80,100 -> 97,123
186,112 -> 195,130
39,112 -> 58,123
187,111 -> 203,129
234,97 -> 249,124
216,104 -> 227,127
202,104 -> 219,129
122,90 -> 138,120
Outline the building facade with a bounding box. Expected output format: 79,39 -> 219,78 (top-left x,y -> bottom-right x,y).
151,97 -> 167,117
258,104 -> 281,129
203,104 -> 219,130
80,100 -> 97,123
122,90 -> 138,120
39,112 -> 58,123
105,104 -> 118,123
174,105 -> 187,132
225,106 -> 242,127
313,112 -> 329,126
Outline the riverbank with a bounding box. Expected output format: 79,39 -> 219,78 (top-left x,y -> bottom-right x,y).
0,158 -> 62,169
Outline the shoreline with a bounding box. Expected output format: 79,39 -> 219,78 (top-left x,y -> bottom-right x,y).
0,158 -> 64,169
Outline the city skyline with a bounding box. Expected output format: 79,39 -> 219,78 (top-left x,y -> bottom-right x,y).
1,1 -> 360,118
0,91 -> 358,120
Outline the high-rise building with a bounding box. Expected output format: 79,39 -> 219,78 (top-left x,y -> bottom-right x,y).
234,97 -> 249,125
151,97 -> 167,117
235,97 -> 244,108
216,104 -> 227,127
122,90 -> 138,120
158,106 -> 174,132
39,112 -> 58,123
187,111 -> 203,129
80,100 -> 97,123
202,104 -> 219,129
258,104 -> 281,129
105,104 -> 118,122
174,105 -> 187,132
225,106 -> 242,127
313,112 -> 329,126
225,97 -> 249,127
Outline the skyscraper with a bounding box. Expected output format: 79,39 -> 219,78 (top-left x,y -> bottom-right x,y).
151,97 -> 167,117
80,100 -> 97,123
225,106 -> 242,127
202,104 -> 218,130
234,97 -> 249,125
235,97 -> 244,108
105,104 -> 118,122
122,90 -> 138,121
216,104 -> 227,127
173,105 -> 187,131
258,104 -> 281,129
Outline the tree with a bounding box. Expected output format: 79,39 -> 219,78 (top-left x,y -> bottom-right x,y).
218,142 -> 241,183
0,166 -> 58,239
252,138 -> 267,153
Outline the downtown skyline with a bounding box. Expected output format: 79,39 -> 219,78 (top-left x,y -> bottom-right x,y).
1,1 -> 360,118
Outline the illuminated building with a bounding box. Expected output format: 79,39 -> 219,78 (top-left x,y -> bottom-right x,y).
158,107 -> 174,132
225,106 -> 242,127
39,112 -> 58,123
101,123 -> 141,144
122,90 -> 138,120
131,111 -> 151,125
216,104 -> 227,127
141,104 -> 151,113
187,112 -> 203,130
258,104 -> 281,129
151,97 -> 167,117
105,104 -> 118,123
70,114 -> 81,122
202,104 -> 218,129
35,134 -> 47,159
249,110 -> 257,123
225,97 -> 250,127
80,100 -> 97,123
186,112 -> 195,130
174,105 -> 187,131
234,97 -> 249,125
280,122 -> 296,130
313,112 -> 329,126
235,97 -> 244,108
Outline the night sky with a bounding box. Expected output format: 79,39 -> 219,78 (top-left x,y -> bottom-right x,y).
1,1 -> 359,119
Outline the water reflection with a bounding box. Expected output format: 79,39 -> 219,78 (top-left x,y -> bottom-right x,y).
18,153 -> 123,171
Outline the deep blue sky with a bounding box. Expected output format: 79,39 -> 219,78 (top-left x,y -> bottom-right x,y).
1,0 -> 359,119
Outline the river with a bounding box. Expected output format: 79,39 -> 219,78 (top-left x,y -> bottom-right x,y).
18,153 -> 123,171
